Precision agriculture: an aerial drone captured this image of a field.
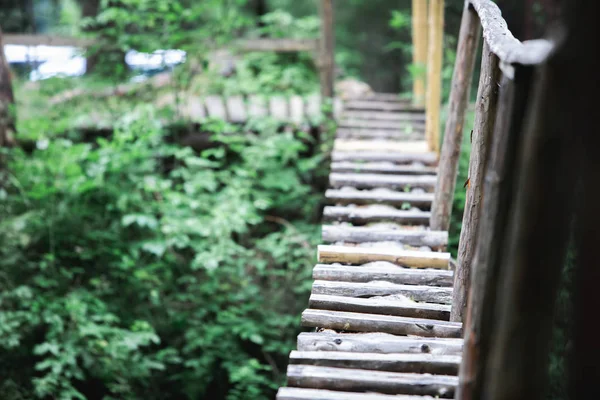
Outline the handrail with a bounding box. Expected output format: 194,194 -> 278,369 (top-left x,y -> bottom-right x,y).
469,0 -> 555,76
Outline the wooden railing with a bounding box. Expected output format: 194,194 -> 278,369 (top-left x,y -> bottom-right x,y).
429,1 -> 569,399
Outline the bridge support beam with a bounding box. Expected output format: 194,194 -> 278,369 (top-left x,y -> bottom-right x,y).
318,0 -> 335,99
425,0 -> 444,154
411,0 -> 428,107
429,1 -> 480,231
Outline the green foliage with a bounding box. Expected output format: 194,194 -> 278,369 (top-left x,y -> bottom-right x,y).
0,106 -> 325,399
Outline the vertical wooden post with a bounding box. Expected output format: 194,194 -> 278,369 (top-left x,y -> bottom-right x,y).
318,0 -> 335,99
429,1 -> 480,231
411,0 -> 428,107
450,41 -> 501,323
456,66 -> 535,400
424,0 -> 444,153
483,65 -> 578,400
0,27 -> 15,148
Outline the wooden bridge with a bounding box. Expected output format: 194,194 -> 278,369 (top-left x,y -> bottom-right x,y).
276,0 -> 599,399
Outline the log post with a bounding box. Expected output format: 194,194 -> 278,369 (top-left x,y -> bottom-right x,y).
450,41 -> 501,323
429,2 -> 480,231
318,0 -> 335,99
411,0 -> 428,107
456,66 -> 535,400
483,62 -> 579,400
424,0 -> 444,153
0,27 -> 15,148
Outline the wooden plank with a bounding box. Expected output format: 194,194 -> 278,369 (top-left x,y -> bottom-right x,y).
305,94 -> 322,120
329,172 -> 436,191
323,205 -> 430,225
204,96 -> 227,120
362,93 -> 411,102
4,33 -> 94,47
325,189 -> 434,208
270,96 -> 289,120
337,128 -> 424,140
313,262 -> 453,286
317,244 -> 449,269
452,41 -> 501,322
333,140 -> 430,153
342,111 -> 426,121
425,0 -> 445,152
333,97 -> 343,118
330,162 -> 436,175
339,120 -> 424,130
290,96 -> 305,123
236,38 -> 318,52
226,96 -> 247,123
430,2 -> 480,230
247,95 -> 268,118
311,280 -> 453,305
331,151 -> 437,165
289,351 -> 460,375
344,100 -> 424,112
321,221 -> 445,244
309,294 -> 451,320
412,0 -> 428,106
186,96 -> 206,121
286,365 -> 457,397
277,387 -> 434,400
297,332 -> 463,355
302,310 -> 462,338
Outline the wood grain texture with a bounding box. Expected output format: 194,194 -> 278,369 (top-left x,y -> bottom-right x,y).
323,206 -> 431,225
329,173 -> 437,191
321,226 -> 446,248
289,351 -> 460,375
277,387 -> 435,400
318,244 -> 449,269
451,41 -> 501,322
430,1 -> 481,231
311,280 -> 453,304
325,189 -> 433,208
286,365 -> 457,397
330,162 -> 436,175
309,294 -> 451,320
332,151 -> 438,165
297,332 -> 463,355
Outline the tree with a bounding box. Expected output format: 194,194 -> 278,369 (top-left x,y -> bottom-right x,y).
0,27 -> 16,147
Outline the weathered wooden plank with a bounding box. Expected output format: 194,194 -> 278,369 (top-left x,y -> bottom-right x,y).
333,140 -> 430,153
297,332 -> 463,355
339,119 -> 424,130
236,38 -> 318,52
289,351 -> 460,375
330,162 -> 436,175
309,294 -> 451,320
361,93 -> 411,102
184,96 -> 206,121
329,172 -> 437,191
3,33 -> 94,47
429,1 -> 481,231
204,96 -> 227,120
313,262 -> 452,286
336,128 -> 424,140
325,189 -> 433,208
321,226 -> 447,249
344,100 -> 424,112
318,244 -> 449,269
286,365 -> 457,397
452,41 -> 501,323
226,96 -> 247,123
290,96 -> 305,123
469,0 -> 554,68
331,151 -> 437,165
323,206 -> 431,225
342,111 -> 426,121
305,94 -> 322,120
277,387 -> 433,400
311,280 -> 453,304
247,95 -> 269,118
270,96 -> 289,120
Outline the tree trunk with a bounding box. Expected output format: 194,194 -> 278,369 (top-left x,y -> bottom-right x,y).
0,27 -> 16,148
